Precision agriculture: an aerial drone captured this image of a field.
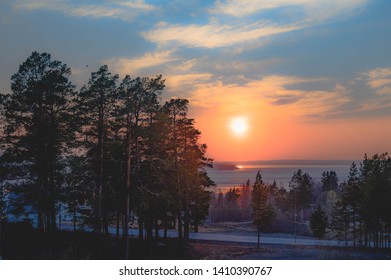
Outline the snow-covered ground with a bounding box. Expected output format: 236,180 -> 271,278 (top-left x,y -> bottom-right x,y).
58,222 -> 351,247
189,232 -> 345,247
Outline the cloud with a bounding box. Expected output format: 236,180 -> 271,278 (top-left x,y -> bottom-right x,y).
142,20 -> 300,48
378,87 -> 391,95
104,50 -> 178,76
165,73 -> 213,90
366,68 -> 391,92
189,68 -> 391,121
189,75 -> 351,120
113,0 -> 155,11
13,0 -> 156,21
142,0 -> 369,50
211,0 -> 313,18
211,0 -> 369,21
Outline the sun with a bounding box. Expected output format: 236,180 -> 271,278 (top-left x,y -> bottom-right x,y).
229,117 -> 249,137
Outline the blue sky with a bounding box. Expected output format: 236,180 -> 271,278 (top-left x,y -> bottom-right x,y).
1,0 -> 391,160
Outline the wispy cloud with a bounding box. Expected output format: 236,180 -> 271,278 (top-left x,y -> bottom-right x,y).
366,68 -> 391,92
166,73 -> 213,91
211,0 -> 313,18
143,0 -> 369,50
13,0 -> 156,21
189,75 -> 351,119
104,50 -> 178,76
188,71 -> 391,121
142,20 -> 300,48
113,0 -> 155,11
211,0 -> 369,21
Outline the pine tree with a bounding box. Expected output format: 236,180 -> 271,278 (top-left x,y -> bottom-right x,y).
339,162 -> 361,246
310,205 -> 328,239
289,169 -> 313,222
162,98 -> 214,240
1,51 -> 76,232
252,171 -> 275,248
77,65 -> 118,233
117,74 -> 164,256
321,171 -> 339,192
359,153 -> 391,248
239,179 -> 252,221
330,198 -> 350,245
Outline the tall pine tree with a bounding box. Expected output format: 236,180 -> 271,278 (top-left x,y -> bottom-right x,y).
1,51 -> 76,232
252,171 -> 275,248
77,65 -> 118,233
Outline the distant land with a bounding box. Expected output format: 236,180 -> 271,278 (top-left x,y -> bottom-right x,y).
212,163 -> 239,170
212,159 -> 356,169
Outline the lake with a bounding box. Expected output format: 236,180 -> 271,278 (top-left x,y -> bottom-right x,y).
206,160 -> 356,191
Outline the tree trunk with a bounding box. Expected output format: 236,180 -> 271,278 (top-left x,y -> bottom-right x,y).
353,217 -> 356,247
176,174 -> 183,240
184,185 -> 189,240
116,209 -> 120,241
96,110 -> 104,233
138,218 -> 144,240
124,113 -> 132,259
154,217 -> 159,240
163,212 -> 168,239
73,208 -> 77,231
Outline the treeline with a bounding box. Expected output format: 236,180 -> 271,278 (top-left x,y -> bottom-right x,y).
209,154 -> 391,249
209,180 -> 252,222
326,154 -> 391,248
307,155 -> 391,249
0,52 -> 214,256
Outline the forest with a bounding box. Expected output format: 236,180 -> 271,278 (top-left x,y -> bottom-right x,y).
1,52 -> 391,259
0,51 -> 214,259
209,156 -> 391,250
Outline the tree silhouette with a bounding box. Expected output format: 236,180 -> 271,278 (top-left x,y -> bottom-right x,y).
1,51 -> 76,232
310,205 -> 328,239
321,171 -> 339,192
252,171 -> 275,248
289,169 -> 313,222
77,65 -> 118,233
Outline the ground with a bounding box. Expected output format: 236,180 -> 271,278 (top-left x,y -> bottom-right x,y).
189,240 -> 391,260
1,221 -> 390,259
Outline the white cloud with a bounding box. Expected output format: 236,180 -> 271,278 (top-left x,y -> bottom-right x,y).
166,73 -> 213,90
366,68 -> 391,90
211,0 -> 369,21
13,0 -> 156,21
142,0 -> 369,50
104,50 -> 178,76
142,20 -> 300,48
211,0 -> 313,18
113,0 -> 155,11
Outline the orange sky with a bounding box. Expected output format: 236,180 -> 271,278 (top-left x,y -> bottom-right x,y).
194,109 -> 391,161
188,77 -> 391,161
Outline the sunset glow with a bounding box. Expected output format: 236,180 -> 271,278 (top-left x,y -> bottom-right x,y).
1,0 -> 390,162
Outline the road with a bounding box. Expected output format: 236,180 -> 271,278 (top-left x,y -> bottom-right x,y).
60,223 -> 350,247
189,232 -> 346,247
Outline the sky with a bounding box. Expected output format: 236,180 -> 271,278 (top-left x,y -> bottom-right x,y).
1,0 -> 390,161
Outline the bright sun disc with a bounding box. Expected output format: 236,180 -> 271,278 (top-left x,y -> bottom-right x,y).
229,117 -> 248,137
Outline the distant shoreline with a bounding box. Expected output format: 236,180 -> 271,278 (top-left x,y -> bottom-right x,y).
206,160 -> 355,189
213,159 -> 356,167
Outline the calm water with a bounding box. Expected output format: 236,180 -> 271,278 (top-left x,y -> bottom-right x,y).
206,160 -> 355,190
